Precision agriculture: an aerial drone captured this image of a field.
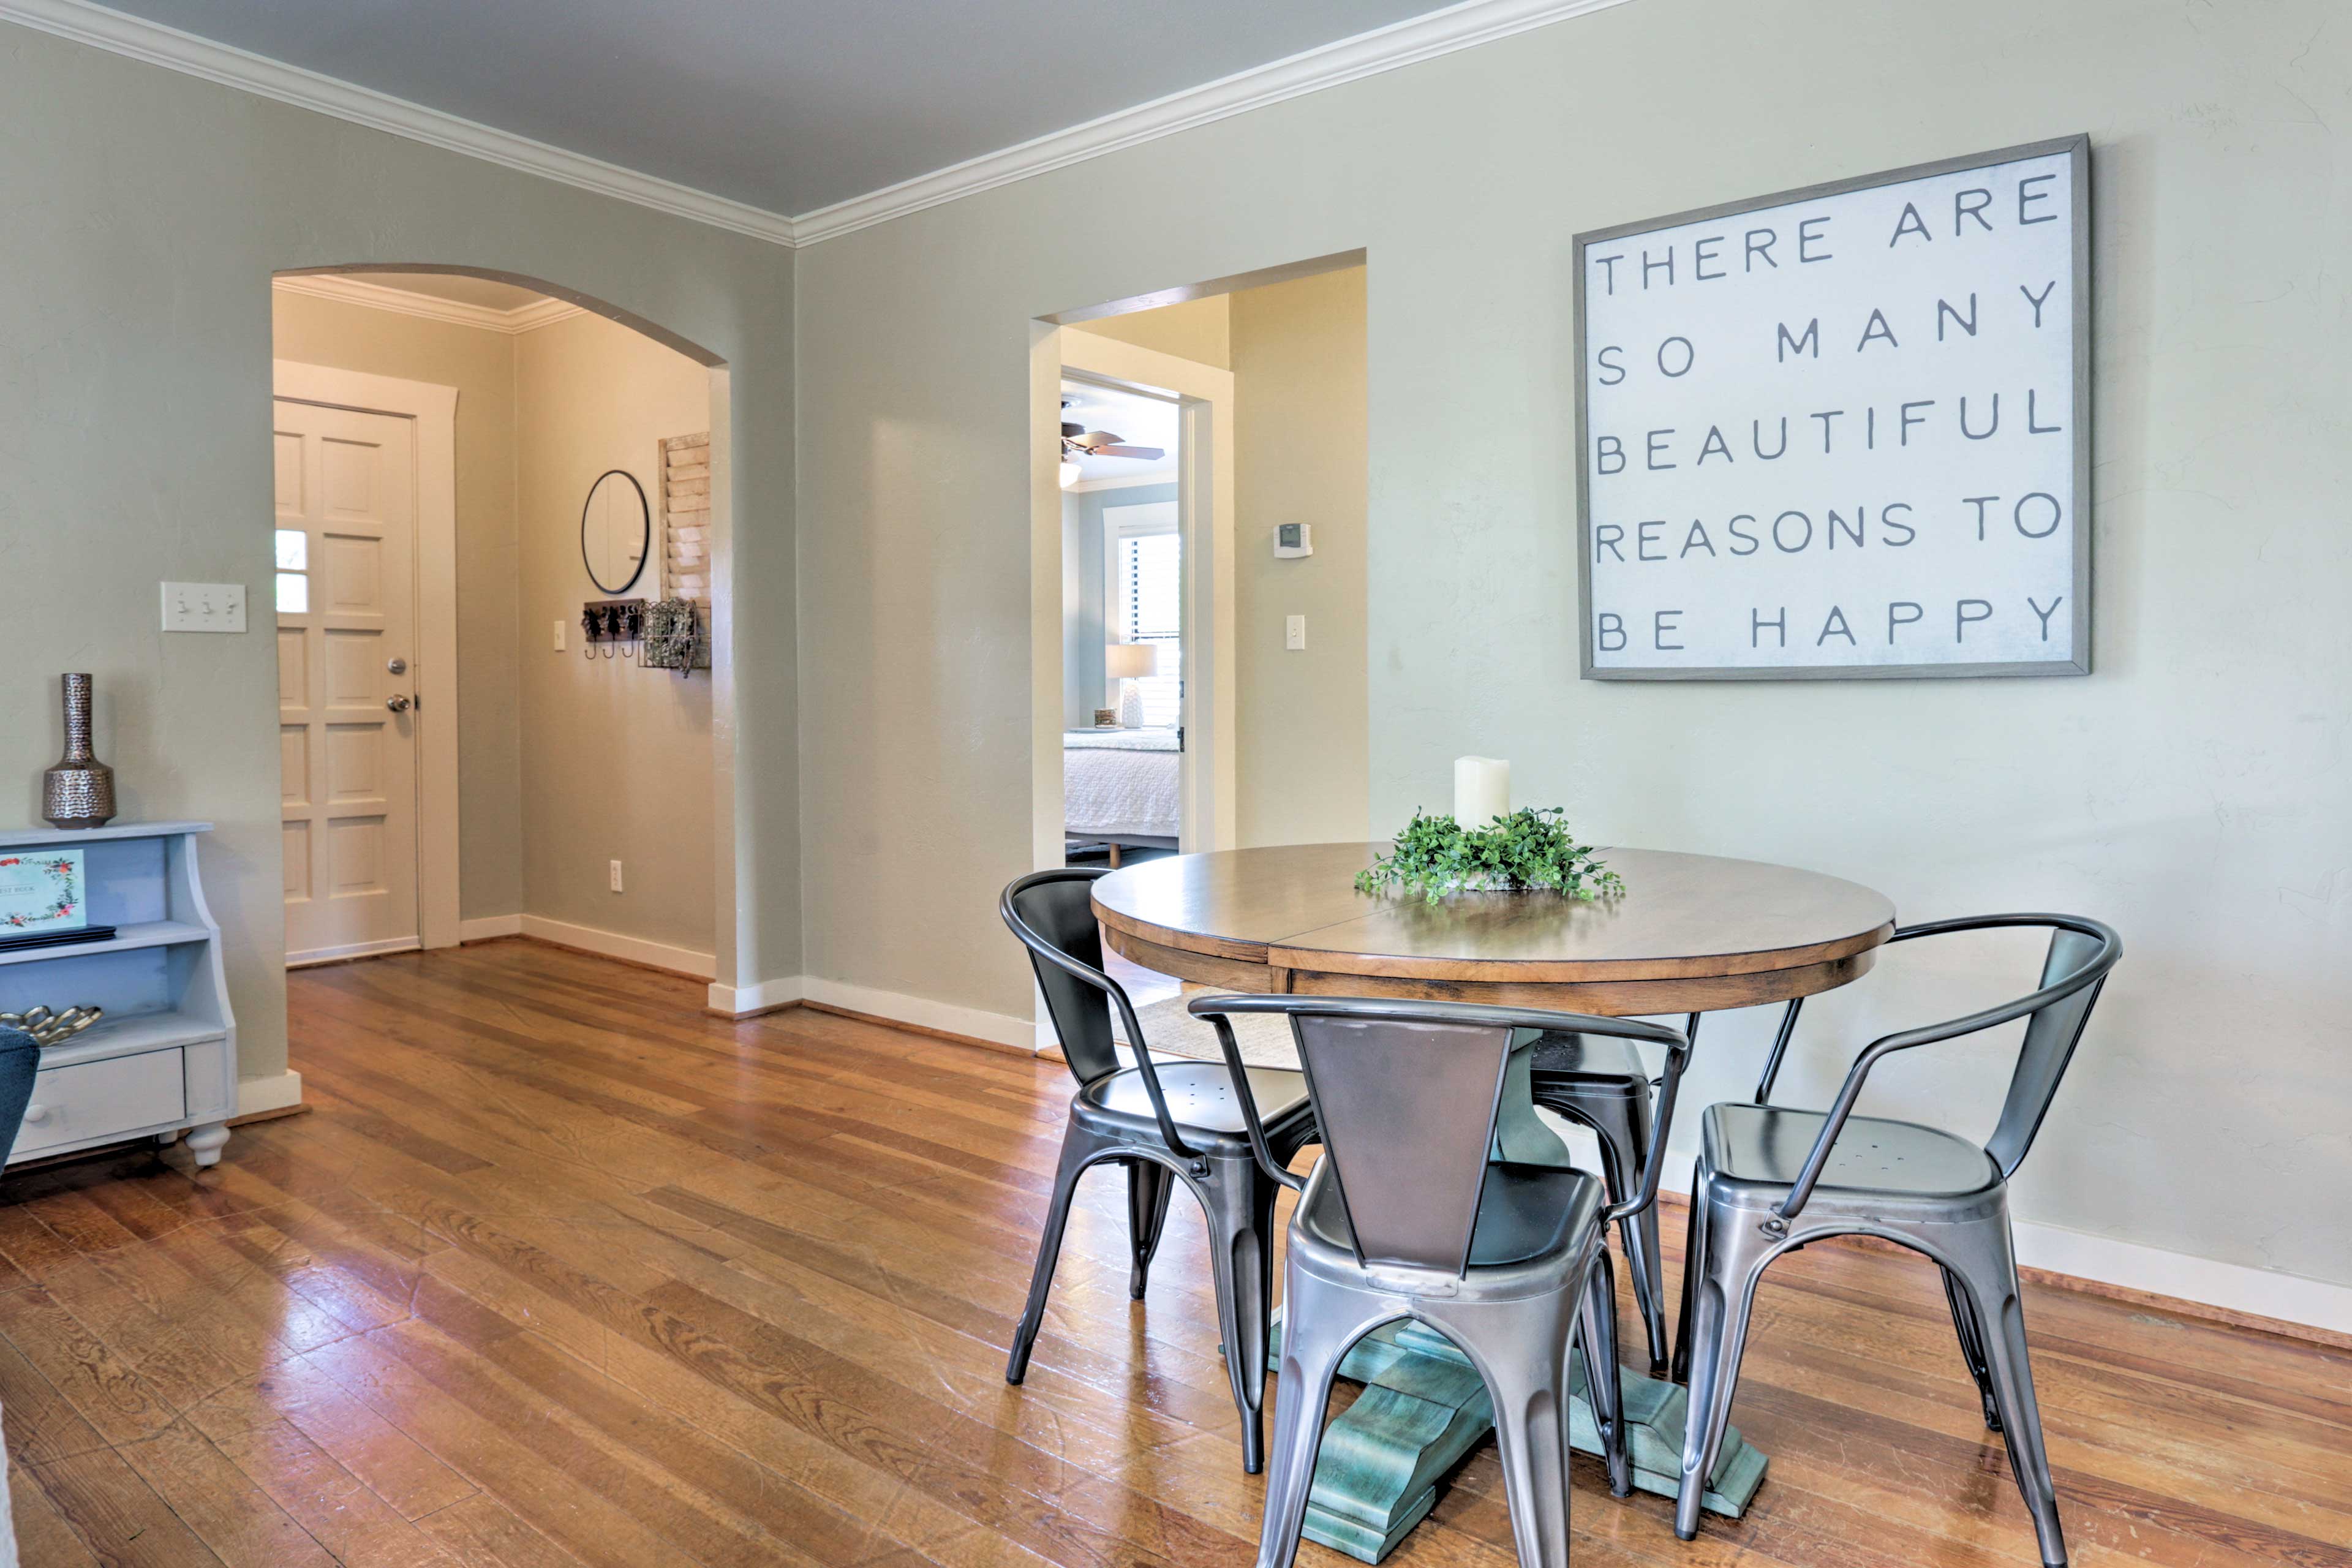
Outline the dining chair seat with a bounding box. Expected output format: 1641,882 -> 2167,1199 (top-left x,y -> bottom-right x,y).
1703,1101 -> 1999,1203
1295,1156 -> 1600,1270
1077,1061 -> 1313,1148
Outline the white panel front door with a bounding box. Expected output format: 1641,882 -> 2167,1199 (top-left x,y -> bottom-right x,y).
274,399 -> 421,963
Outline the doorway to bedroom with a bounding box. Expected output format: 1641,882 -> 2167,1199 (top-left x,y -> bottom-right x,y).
1060,375 -> 1186,871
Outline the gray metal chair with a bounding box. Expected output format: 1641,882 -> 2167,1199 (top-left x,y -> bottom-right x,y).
1000,869 -> 1319,1474
1527,1021 -> 1695,1378
1194,994 -> 1690,1568
1670,914 -> 2120,1566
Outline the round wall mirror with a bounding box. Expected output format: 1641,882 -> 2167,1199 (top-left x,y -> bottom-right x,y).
581,470 -> 649,594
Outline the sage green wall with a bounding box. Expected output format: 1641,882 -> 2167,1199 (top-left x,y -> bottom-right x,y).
267,290 -> 526,924
515,312 -> 714,956
0,23 -> 797,1087
795,0 -> 2352,1288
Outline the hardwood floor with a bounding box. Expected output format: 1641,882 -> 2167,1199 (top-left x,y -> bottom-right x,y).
0,937 -> 2345,1567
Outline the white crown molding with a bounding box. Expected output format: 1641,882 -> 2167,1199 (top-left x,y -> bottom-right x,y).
273,272 -> 587,334
790,0 -> 1636,245
0,0 -> 798,246
4,0 -> 1637,252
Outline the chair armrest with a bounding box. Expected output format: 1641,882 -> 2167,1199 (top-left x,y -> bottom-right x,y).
1771,914 -> 2120,1223
1193,1007 -> 1305,1192
1002,879 -> 1201,1164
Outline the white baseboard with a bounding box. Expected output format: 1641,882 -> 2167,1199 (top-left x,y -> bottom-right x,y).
287,936 -> 419,967
1627,1142 -> 2352,1337
2009,1217 -> 2352,1337
727,975 -> 1033,1050
236,1070 -> 304,1117
518,914 -> 715,979
707,974 -> 805,1016
459,914 -> 524,941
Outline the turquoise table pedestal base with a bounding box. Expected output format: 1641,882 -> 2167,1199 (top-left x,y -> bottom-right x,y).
1268,1316 -> 1767,1562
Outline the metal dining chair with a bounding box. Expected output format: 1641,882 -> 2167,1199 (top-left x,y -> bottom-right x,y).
1000,868 -> 1320,1473
1195,994 -> 1690,1568
1670,914 -> 2120,1566
1527,1021 -> 1695,1378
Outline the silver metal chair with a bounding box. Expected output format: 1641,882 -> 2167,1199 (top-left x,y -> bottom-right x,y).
1527,1021 -> 1696,1378
1000,869 -> 1319,1474
1670,914 -> 2120,1566
1194,994 -> 1690,1568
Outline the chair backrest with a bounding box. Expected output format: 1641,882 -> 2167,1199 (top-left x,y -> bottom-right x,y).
1287,1009 -> 1523,1274
1984,920 -> 2115,1174
1187,995 -> 1686,1276
1000,868 -> 1123,1085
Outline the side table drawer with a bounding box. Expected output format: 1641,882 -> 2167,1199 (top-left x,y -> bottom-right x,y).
10,1048 -> 186,1158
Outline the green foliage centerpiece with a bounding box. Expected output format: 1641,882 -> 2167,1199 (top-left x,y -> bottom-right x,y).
1355,807 -> 1624,905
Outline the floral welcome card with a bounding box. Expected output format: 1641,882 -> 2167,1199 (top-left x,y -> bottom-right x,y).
0,850 -> 87,932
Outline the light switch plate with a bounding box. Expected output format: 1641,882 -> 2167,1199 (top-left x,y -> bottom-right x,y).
161,582 -> 246,633
1285,614 -> 1306,650
553,619 -> 567,652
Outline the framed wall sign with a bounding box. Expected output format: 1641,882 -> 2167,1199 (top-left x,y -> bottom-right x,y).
1575,136 -> 2090,680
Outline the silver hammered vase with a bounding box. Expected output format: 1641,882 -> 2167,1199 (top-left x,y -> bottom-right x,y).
43,674 -> 116,829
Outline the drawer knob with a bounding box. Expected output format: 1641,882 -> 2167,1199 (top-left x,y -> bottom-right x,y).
22,1105 -> 48,1125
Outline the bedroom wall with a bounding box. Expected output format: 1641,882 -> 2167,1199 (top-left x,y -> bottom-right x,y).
794,0 -> 2352,1302
0,22 -> 796,1094
268,290 -> 526,925
515,312 -> 715,964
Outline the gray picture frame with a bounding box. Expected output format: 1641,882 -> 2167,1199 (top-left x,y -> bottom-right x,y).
1573,134 -> 2092,681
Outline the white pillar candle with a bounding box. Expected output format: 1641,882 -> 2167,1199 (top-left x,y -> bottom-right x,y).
1453,756 -> 1510,827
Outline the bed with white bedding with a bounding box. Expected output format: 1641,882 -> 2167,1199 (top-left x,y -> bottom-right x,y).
1065,726 -> 1180,851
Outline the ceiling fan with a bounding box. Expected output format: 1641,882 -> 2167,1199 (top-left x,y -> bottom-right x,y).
1060,396 -> 1163,488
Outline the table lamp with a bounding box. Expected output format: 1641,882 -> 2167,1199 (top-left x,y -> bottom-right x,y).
1105,642 -> 1161,728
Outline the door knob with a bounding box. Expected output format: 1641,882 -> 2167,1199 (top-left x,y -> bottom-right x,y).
385,695 -> 412,712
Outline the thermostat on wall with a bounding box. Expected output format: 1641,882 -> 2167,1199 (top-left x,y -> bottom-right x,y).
1274,523 -> 1313,558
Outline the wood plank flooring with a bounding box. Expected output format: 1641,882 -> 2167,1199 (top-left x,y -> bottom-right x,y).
1,937 -> 2345,1567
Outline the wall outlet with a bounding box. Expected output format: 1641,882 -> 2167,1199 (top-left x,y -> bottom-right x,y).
1285,614 -> 1306,650
161,582 -> 247,633
608,859 -> 624,893
552,619 -> 567,652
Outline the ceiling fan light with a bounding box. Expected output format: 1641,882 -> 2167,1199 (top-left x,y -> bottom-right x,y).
1058,457 -> 1081,489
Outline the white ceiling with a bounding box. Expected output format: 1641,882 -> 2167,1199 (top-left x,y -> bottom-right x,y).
1063,382 -> 1178,487
92,0 -> 1456,216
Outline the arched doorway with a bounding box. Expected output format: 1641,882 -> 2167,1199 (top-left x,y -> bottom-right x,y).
269,264 -> 734,987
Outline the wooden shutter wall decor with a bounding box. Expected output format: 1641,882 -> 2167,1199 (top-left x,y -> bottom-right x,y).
658,432 -> 712,668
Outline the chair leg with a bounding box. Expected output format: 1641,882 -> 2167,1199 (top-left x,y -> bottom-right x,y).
1203,1158 -> 1279,1473
1951,1231 -> 2068,1567
1670,1161 -> 1711,1384
1942,1265 -> 2003,1431
1581,1093 -> 1671,1381
1254,1272 -> 1367,1568
1460,1292 -> 1577,1568
1675,1204 -> 1768,1542
1126,1158 -> 1176,1300
1006,1122 -> 1096,1385
1577,1245 -> 1633,1497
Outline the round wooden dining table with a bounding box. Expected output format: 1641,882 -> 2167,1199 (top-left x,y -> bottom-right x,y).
1092,841 -> 1896,1016
1090,842 -> 1899,1563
